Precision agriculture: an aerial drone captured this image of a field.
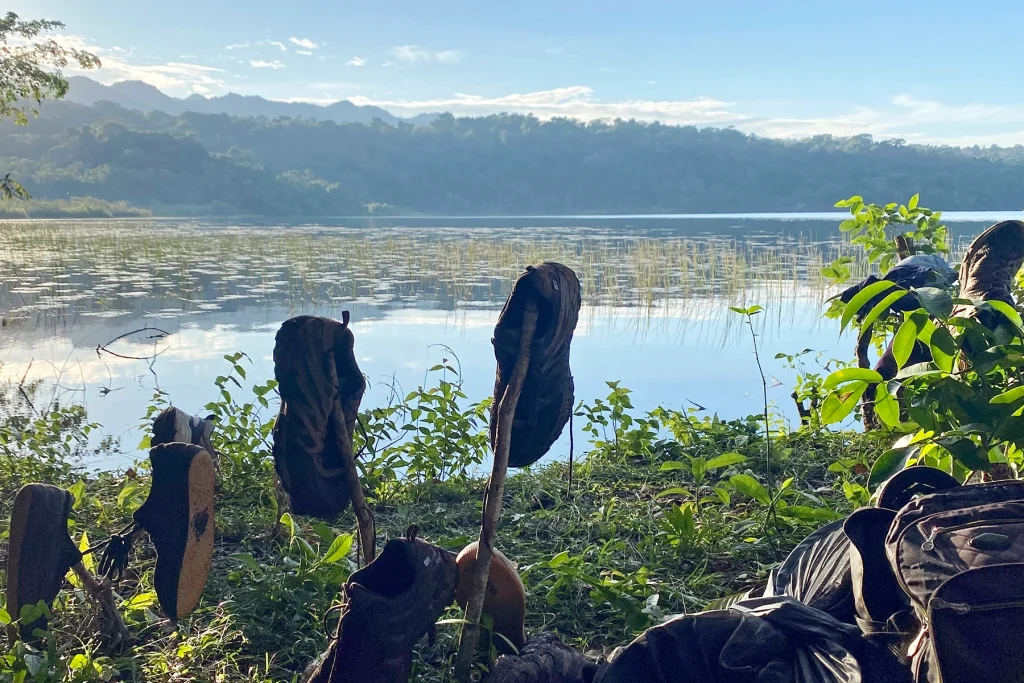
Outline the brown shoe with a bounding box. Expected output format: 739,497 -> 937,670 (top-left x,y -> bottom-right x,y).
308,529 -> 458,683
953,220 -> 1024,329
133,443 -> 216,620
6,484 -> 82,637
272,313 -> 365,518
492,263 -> 581,468
151,406 -> 218,468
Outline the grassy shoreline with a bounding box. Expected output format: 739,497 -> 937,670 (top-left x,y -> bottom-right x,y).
0,366 -> 884,682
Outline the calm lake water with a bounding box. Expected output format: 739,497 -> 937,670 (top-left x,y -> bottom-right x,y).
0,212 -> 1018,470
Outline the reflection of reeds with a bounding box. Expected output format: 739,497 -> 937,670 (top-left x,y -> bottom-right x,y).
0,220 -> 864,333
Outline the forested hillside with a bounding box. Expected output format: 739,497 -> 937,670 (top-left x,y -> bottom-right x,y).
4,99 -> 1024,216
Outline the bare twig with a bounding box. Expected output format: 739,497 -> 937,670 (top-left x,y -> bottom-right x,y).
739,310 -> 778,549
16,360 -> 37,416
71,562 -> 130,650
856,323 -> 878,430
333,398 -> 375,565
95,327 -> 171,361
454,300 -> 538,681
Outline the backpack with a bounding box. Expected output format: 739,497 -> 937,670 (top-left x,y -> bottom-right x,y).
885,479 -> 1024,683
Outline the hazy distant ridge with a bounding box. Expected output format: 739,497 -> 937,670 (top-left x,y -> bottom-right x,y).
65,76 -> 438,126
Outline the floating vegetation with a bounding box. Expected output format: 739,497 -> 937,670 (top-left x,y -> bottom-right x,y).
0,220 -> 862,333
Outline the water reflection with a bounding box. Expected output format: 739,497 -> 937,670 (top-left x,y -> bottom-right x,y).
0,213 -> 1011,469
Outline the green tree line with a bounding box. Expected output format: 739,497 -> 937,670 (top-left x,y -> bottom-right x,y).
3,99 -> 1024,216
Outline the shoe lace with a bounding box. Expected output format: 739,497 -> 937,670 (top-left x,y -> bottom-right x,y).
81,521 -> 142,582
322,597 -> 349,638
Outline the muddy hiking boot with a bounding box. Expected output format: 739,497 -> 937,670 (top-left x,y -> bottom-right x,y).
133,443 -> 216,620
307,527 -> 458,683
454,542 -> 526,652
273,313 -> 366,519
151,406 -> 218,469
953,219 -> 1024,330
492,263 -> 581,468
7,484 -> 82,637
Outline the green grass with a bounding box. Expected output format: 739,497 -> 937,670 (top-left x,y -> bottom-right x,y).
0,197 -> 151,219
0,366 -> 886,682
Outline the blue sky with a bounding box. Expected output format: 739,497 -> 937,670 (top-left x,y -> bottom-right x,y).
15,0 -> 1024,144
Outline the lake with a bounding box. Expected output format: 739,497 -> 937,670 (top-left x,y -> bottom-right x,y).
0,212 -> 1017,470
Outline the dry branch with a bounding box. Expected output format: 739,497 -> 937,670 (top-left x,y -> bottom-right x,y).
454,299 -> 538,680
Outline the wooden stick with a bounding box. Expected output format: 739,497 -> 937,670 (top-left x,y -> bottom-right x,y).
71,562 -> 130,649
333,400 -> 376,565
454,300 -> 538,681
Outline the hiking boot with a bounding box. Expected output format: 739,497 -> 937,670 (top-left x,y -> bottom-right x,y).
490,633 -> 598,683
151,406 -> 218,468
307,529 -> 458,683
454,542 -> 526,651
954,220 -> 1024,329
492,263 -> 581,468
133,443 -> 215,620
273,313 -> 366,518
7,484 -> 82,636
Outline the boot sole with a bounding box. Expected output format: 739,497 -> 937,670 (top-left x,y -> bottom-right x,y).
175,450 -> 215,619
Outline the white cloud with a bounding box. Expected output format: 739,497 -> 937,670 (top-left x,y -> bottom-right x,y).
267,40 -> 288,52
436,50 -> 464,64
289,37 -> 318,50
225,42 -> 251,50
47,36 -> 1024,147
54,35 -> 227,96
296,50 -> 313,56
350,86 -> 740,125
250,59 -> 285,69
390,45 -> 464,64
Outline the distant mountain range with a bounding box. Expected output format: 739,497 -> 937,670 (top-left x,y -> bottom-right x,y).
65,76 -> 438,126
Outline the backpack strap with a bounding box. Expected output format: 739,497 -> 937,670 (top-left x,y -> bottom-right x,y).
876,466 -> 960,511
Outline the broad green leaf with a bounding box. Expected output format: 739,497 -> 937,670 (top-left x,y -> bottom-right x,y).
322,533 -> 354,564
840,280 -> 898,333
860,290 -> 909,330
936,437 -> 990,471
893,313 -> 927,369
729,474 -> 771,506
655,487 -> 692,500
69,654 -> 90,671
930,327 -> 958,373
80,531 -> 95,574
984,300 -> 1024,332
124,591 -> 159,609
992,386 -> 1024,405
311,523 -> 335,545
778,505 -> 844,522
548,551 -> 571,567
280,512 -> 300,539
705,452 -> 747,470
67,480 -> 87,510
823,367 -> 883,390
909,193 -> 919,210
659,461 -> 688,472
821,382 -> 869,424
0,607 -> 10,625
896,362 -> 941,380
868,448 -> 911,490
875,390 -> 901,427
914,287 -> 954,321
690,457 -> 707,482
